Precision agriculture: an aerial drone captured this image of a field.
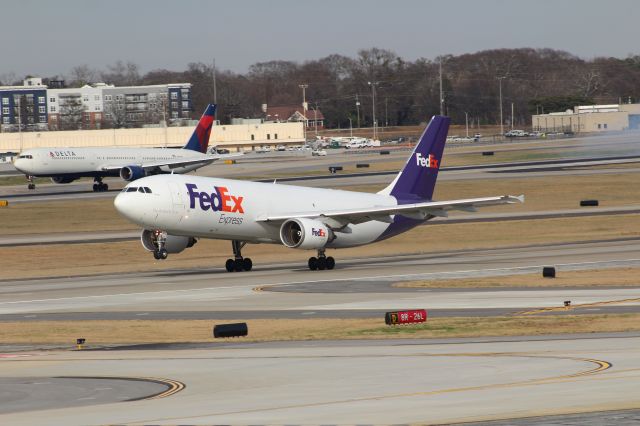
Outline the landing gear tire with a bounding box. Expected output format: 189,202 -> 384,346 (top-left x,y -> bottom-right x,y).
93,184 -> 98,192
242,258 -> 253,271
153,248 -> 168,260
225,259 -> 234,272
233,259 -> 244,272
326,256 -> 335,270
317,257 -> 327,270
28,183 -> 36,190
308,257 -> 318,271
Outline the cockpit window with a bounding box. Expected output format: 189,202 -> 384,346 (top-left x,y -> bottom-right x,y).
144,187 -> 152,193
138,187 -> 145,193
126,187 -> 138,192
18,155 -> 33,159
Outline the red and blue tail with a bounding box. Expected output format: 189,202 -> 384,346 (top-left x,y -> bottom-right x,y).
182,104 -> 217,153
379,115 -> 450,203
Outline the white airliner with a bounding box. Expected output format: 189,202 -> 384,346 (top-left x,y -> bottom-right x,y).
114,115 -> 524,272
13,104 -> 233,192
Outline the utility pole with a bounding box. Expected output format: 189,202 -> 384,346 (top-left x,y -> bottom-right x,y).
355,94 -> 360,129
511,102 -> 514,130
299,83 -> 308,141
498,76 -> 505,135
348,117 -> 353,137
368,81 -> 379,140
465,111 -> 469,138
385,97 -> 388,128
313,102 -> 318,137
439,59 -> 444,116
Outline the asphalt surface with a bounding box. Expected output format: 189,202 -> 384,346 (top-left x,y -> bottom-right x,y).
1,334 -> 639,424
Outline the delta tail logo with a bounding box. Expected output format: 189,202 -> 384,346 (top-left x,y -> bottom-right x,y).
415,152 -> 439,169
186,183 -> 244,213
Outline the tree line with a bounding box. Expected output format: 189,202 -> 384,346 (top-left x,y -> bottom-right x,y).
4,48 -> 640,129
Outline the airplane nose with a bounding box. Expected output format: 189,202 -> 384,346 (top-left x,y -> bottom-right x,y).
113,192 -> 129,217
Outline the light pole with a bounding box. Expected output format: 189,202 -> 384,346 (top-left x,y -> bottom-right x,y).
313,102 -> 318,137
464,111 -> 469,138
348,117 -> 353,137
439,59 -> 444,116
499,77 -> 504,134
299,83 -> 308,140
368,81 -> 379,140
355,94 -> 360,129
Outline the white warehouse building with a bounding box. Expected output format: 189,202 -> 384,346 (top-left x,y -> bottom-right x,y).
532,103 -> 640,133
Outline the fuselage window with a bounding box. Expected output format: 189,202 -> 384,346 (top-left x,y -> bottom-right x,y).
144,187 -> 152,193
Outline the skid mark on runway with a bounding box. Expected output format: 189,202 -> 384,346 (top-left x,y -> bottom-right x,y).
131,353 -> 611,423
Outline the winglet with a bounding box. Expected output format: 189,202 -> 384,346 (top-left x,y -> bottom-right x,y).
183,104 -> 217,153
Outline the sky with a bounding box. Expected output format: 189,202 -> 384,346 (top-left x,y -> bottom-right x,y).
2,0 -> 639,79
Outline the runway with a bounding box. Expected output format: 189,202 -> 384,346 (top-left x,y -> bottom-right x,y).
1,238 -> 639,318
1,334 -> 639,424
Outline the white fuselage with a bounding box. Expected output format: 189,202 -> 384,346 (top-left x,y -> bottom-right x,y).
13,147 -> 208,178
114,174 -> 402,248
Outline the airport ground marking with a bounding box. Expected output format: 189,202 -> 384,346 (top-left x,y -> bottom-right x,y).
516,297 -> 640,316
134,353 -> 611,423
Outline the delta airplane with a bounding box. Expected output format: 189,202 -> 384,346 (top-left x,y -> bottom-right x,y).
13,104 -> 232,192
114,115 -> 524,272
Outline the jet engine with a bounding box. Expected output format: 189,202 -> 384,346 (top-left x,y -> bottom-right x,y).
50,176 -> 76,184
279,218 -> 333,249
120,165 -> 146,181
140,229 -> 197,254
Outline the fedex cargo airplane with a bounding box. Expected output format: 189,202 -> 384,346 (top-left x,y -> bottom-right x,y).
114,115 -> 524,272
13,104 -> 233,192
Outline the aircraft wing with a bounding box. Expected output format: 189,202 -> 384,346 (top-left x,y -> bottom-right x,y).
100,154 -> 240,172
256,195 -> 524,227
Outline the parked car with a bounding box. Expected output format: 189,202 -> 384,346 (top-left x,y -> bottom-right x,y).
276,145 -> 286,151
311,149 -> 327,156
505,130 -> 528,137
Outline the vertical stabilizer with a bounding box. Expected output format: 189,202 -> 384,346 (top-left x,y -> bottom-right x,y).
379,115 -> 450,203
182,104 -> 217,153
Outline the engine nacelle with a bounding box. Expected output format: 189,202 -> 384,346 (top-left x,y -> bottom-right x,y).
50,176 -> 76,184
279,218 -> 333,250
140,229 -> 197,254
120,165 -> 146,181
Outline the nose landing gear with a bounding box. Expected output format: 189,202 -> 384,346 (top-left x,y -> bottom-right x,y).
308,249 -> 335,271
225,240 -> 252,272
27,175 -> 35,190
151,230 -> 168,260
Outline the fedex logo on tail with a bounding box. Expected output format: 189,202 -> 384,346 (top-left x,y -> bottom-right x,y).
415,152 -> 439,169
186,183 -> 244,213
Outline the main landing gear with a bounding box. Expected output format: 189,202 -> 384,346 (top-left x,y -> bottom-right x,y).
92,177 -> 108,192
225,240 -> 252,272
27,175 -> 35,190
308,249 -> 335,271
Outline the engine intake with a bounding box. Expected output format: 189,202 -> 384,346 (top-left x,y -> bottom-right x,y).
120,165 -> 146,181
280,218 -> 333,250
140,229 -> 197,254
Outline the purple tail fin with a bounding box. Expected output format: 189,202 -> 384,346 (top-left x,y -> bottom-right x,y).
182,104 -> 217,153
380,115 -> 450,203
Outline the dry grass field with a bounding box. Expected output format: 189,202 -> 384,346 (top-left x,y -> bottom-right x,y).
394,268 -> 640,289
2,314 -> 640,345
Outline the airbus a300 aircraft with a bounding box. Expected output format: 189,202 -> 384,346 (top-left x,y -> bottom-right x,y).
114,115 -> 524,272
13,104 -> 230,192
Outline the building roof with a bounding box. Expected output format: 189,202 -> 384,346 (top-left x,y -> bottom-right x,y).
266,105 -> 324,121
